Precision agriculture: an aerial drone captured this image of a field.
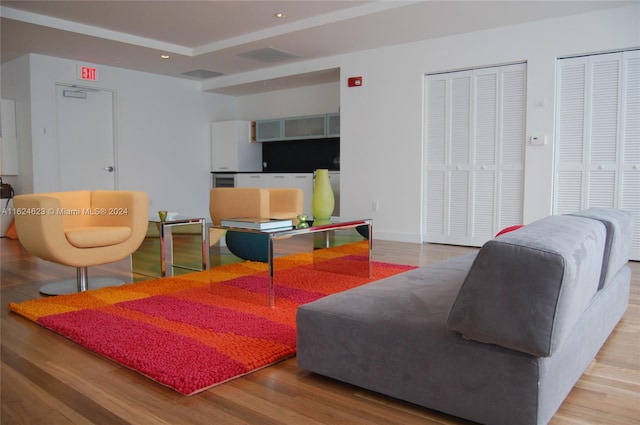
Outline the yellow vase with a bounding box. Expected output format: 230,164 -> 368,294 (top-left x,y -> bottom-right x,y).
312,169 -> 335,220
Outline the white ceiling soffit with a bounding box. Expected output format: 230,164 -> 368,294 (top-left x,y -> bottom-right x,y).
210,68 -> 341,97
1,1 -> 634,96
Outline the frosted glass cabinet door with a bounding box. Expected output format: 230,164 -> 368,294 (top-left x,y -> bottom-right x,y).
327,113 -> 340,137
283,115 -> 326,139
255,120 -> 283,142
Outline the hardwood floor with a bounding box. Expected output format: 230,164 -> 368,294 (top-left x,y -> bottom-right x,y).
1,235 -> 638,425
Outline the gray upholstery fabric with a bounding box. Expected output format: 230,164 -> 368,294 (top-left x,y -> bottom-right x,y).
297,253 -> 630,424
536,265 -> 630,425
296,210 -> 632,424
447,215 -> 605,357
569,208 -> 634,289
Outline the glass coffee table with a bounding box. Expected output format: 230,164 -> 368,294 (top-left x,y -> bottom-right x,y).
215,217 -> 372,307
149,216 -> 210,277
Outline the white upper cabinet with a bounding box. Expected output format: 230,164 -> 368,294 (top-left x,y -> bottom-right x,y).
326,113 -> 340,137
211,120 -> 261,172
255,113 -> 339,142
255,119 -> 283,142
283,115 -> 326,139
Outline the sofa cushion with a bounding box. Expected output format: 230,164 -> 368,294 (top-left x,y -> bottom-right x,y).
568,208 -> 633,289
447,215 -> 606,357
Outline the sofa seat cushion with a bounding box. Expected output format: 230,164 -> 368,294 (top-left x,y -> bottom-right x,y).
65,226 -> 132,248
447,215 -> 606,357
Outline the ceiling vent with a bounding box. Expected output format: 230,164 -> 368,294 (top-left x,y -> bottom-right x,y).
181,69 -> 224,79
238,47 -> 300,63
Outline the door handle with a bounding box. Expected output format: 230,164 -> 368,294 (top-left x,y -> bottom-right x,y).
104,166 -> 114,172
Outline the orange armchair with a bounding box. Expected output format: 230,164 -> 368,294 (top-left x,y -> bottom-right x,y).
267,188 -> 304,220
13,190 -> 148,295
208,187 -> 303,246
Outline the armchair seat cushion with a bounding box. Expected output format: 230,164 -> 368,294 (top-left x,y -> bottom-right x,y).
65,226 -> 132,248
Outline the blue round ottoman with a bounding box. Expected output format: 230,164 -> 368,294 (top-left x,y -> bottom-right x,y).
225,231 -> 269,262
356,225 -> 370,239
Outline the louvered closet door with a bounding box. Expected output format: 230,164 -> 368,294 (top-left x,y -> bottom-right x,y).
424,63 -> 525,246
555,50 -> 640,261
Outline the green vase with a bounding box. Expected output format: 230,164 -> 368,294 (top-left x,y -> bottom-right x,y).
312,169 -> 335,220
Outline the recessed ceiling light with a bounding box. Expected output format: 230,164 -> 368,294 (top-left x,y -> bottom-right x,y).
160,54 -> 170,59
274,12 -> 286,18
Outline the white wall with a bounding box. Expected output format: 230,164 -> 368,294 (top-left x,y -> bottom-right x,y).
235,82 -> 340,120
1,55 -> 33,194
10,54 -> 235,218
334,4 -> 639,242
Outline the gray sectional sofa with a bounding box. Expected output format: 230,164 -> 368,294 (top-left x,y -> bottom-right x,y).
296,209 -> 633,425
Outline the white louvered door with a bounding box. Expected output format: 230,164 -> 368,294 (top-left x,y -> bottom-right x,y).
555,50 -> 640,261
424,63 -> 526,246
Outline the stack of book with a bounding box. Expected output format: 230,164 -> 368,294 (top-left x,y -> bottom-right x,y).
220,217 -> 293,231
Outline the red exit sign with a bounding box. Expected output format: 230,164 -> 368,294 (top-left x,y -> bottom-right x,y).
77,65 -> 98,81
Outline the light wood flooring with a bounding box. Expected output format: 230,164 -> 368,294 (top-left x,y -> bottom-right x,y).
1,234 -> 638,425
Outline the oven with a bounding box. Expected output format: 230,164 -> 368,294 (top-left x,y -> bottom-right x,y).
212,173 -> 236,188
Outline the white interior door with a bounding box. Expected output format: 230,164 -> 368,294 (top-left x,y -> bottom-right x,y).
423,63 -> 526,246
554,50 -> 640,261
56,84 -> 116,191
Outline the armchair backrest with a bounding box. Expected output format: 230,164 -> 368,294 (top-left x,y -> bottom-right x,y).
209,188 -> 268,225
268,188 -> 303,219
44,190 -> 94,229
90,190 -> 148,229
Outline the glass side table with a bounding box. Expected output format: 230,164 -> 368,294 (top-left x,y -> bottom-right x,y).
149,216 -> 210,277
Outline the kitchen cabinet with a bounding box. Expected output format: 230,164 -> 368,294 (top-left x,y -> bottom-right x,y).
211,120 -> 261,172
326,113 -> 340,137
255,119 -> 283,142
255,113 -> 339,142
236,173 -> 264,187
283,115 -> 326,139
0,99 -> 18,175
237,173 -> 314,215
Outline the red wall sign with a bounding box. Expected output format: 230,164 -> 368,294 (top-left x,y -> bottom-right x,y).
348,76 -> 362,87
78,65 -> 98,81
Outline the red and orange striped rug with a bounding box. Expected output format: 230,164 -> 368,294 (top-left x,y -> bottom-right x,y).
8,242 -> 415,395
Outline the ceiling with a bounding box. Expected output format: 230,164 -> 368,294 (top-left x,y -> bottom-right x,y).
1,1 -> 634,96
